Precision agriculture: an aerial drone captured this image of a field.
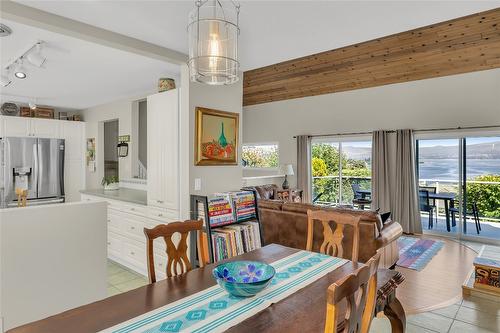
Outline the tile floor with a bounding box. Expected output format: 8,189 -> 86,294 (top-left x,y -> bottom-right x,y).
107,260 -> 148,296
107,243 -> 500,333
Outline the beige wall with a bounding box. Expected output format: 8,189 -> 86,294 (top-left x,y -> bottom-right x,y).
186,68 -> 244,195
243,69 -> 500,188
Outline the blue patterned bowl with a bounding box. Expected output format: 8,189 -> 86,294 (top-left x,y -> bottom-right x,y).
212,261 -> 275,297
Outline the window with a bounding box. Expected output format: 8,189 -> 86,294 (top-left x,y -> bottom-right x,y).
242,143 -> 279,168
311,138 -> 372,205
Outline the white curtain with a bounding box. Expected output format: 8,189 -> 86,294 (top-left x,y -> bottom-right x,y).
372,129 -> 422,234
296,135 -> 312,203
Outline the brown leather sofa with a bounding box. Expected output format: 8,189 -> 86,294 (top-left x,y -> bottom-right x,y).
255,198 -> 403,269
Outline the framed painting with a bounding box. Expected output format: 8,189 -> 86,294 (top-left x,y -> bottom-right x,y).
195,107 -> 239,166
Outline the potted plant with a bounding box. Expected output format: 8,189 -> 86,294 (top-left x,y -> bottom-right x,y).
102,176 -> 119,191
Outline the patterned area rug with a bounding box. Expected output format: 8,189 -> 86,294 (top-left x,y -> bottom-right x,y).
397,236 -> 444,271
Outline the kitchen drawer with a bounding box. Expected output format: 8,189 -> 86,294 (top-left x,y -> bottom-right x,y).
121,215 -> 147,242
153,253 -> 168,278
107,211 -> 123,234
108,200 -> 148,217
122,239 -> 146,270
81,194 -> 106,203
107,232 -> 122,252
148,207 -> 179,222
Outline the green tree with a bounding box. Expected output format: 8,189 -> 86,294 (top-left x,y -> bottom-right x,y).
467,174 -> 500,219
312,143 -> 341,175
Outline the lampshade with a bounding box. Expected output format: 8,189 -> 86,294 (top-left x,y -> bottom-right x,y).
282,164 -> 294,176
188,0 -> 240,85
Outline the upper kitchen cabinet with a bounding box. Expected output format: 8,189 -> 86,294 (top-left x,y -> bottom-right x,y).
147,89 -> 179,211
60,120 -> 85,161
0,116 -> 60,138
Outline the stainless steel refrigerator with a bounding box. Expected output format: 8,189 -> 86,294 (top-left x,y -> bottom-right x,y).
0,137 -> 65,207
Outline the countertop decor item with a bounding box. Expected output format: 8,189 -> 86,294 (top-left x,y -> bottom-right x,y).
195,107 -> 239,165
158,78 -> 175,92
213,260 -> 275,297
281,164 -> 294,189
1,102 -> 19,116
187,0 -> 240,85
102,176 -> 119,191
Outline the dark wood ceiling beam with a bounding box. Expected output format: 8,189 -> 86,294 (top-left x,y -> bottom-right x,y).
243,7 -> 500,106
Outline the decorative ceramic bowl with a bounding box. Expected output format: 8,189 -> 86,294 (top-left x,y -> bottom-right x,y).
213,261 -> 275,297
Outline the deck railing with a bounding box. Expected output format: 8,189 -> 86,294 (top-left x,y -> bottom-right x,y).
312,175 -> 500,221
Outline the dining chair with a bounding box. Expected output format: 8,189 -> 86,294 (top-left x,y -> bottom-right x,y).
324,264 -> 371,333
351,184 -> 372,210
360,250 -> 382,333
306,209 -> 360,262
449,199 -> 481,234
143,220 -> 208,283
418,190 -> 434,229
419,186 -> 438,222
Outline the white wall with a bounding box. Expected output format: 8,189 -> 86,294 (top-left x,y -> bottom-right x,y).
0,201 -> 107,330
243,69 -> 500,188
184,67 -> 244,195
82,96 -> 144,189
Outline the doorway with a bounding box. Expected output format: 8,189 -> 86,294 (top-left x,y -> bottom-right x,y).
416,135 -> 500,242
104,120 -> 119,179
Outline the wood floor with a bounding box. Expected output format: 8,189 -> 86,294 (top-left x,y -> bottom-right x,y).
395,235 -> 478,315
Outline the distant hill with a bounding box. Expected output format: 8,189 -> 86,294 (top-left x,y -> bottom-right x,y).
420,141 -> 500,159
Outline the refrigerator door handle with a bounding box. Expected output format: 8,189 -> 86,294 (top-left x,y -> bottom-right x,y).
33,141 -> 39,197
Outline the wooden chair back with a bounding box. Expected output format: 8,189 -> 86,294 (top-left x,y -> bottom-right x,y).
324,264 -> 371,333
16,188 -> 27,207
143,220 -> 208,283
306,209 -> 360,262
360,250 -> 382,333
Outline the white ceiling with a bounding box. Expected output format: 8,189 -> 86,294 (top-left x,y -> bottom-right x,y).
0,20 -> 179,110
2,1 -> 500,110
13,0 -> 500,71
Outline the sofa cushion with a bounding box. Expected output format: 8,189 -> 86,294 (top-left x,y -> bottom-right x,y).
257,199 -> 283,211
282,202 -> 319,214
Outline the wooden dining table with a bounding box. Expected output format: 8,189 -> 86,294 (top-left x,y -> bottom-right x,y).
7,244 -> 404,333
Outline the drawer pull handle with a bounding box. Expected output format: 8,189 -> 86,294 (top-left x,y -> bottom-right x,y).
107,219 -> 111,222
130,208 -> 135,211
158,214 -> 163,217
157,200 -> 164,203
130,251 -> 135,255
107,242 -> 111,245
131,226 -> 135,230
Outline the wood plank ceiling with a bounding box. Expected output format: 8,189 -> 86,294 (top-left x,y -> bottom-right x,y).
243,7 -> 500,106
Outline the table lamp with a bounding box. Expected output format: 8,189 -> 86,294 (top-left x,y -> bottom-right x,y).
281,164 -> 294,189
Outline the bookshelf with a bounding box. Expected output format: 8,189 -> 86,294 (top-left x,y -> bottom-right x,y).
190,190 -> 264,263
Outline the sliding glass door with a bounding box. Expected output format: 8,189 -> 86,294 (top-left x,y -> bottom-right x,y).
311,138 -> 371,206
417,135 -> 500,241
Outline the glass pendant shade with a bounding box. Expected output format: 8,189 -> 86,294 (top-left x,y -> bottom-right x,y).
188,0 -> 240,85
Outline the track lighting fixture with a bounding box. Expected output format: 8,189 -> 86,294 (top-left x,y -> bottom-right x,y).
2,41 -> 46,86
26,43 -> 46,67
1,72 -> 11,87
14,61 -> 27,79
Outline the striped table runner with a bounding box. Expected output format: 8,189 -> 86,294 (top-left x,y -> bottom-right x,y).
100,251 -> 348,333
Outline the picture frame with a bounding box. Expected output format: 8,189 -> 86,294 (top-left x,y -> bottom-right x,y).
195,107 -> 239,166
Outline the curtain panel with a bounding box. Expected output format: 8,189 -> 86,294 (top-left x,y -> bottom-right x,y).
371,129 -> 422,234
296,135 -> 312,203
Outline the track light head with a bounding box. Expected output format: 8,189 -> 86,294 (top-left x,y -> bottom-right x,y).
14,61 -> 27,79
26,44 -> 46,67
0,73 -> 11,87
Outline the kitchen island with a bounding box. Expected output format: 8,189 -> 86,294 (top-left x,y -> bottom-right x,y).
80,188 -> 147,205
0,201 -> 107,331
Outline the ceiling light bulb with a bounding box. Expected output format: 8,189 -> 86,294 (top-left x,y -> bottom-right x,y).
14,61 -> 27,79
29,102 -> 37,110
0,73 -> 11,87
26,44 -> 46,67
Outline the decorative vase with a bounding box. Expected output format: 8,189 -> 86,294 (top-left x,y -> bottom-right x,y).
158,78 -> 176,92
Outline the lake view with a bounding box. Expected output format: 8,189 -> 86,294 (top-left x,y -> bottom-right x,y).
419,159 -> 500,181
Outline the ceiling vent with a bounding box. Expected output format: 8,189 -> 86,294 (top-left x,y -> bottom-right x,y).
0,23 -> 12,37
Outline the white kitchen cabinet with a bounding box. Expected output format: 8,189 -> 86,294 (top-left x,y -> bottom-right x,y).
60,121 -> 85,160
1,116 -> 31,137
0,116 -> 60,138
30,118 -> 61,138
147,90 -> 180,212
81,194 -> 179,279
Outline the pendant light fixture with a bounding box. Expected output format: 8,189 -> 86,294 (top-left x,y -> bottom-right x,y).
188,0 -> 240,85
